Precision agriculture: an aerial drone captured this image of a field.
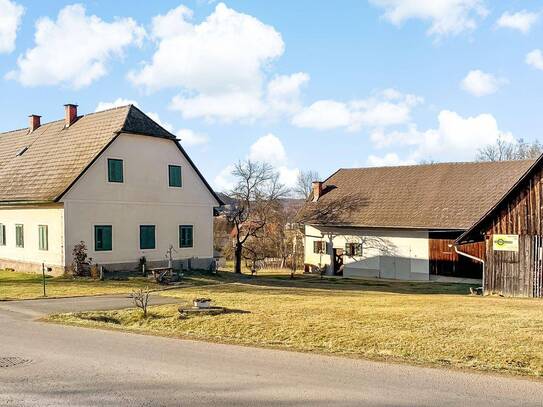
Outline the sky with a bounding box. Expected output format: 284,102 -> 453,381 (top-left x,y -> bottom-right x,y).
1,0 -> 543,193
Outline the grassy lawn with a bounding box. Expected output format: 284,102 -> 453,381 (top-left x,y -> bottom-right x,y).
46,270 -> 543,377
0,269 -> 162,300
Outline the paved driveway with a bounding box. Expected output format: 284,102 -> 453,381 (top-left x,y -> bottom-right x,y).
1,295 -> 543,406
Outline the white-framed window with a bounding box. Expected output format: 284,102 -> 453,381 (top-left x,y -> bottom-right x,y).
38,225 -> 48,251
0,223 -> 5,246
15,224 -> 24,248
345,243 -> 363,256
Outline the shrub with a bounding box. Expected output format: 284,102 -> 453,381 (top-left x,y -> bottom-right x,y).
72,241 -> 92,277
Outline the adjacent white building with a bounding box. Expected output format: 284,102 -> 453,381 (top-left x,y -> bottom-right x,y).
0,104 -> 221,275
299,162 -> 533,281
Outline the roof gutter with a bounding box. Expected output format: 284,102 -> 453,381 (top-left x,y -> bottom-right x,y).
0,200 -> 54,206
453,244 -> 485,294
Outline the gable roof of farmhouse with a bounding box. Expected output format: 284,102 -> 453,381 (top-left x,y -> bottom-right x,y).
0,105 -> 222,205
297,160 -> 534,231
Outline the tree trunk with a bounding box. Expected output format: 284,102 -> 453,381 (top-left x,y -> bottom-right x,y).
234,242 -> 243,274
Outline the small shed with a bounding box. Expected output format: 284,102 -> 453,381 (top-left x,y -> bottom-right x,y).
457,158 -> 543,297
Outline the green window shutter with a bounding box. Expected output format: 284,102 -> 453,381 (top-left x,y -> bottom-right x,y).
179,225 -> 193,248
0,224 -> 5,246
140,225 -> 156,250
15,224 -> 24,248
169,165 -> 182,187
94,225 -> 112,251
38,225 -> 48,251
108,159 -> 124,183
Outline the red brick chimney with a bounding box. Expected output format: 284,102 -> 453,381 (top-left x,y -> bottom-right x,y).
64,104 -> 78,127
312,181 -> 323,202
28,114 -> 41,132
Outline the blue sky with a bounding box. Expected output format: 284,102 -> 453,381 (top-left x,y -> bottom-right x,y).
1,0 -> 543,192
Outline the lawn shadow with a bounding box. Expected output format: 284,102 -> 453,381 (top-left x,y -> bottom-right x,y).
210,271 -> 477,296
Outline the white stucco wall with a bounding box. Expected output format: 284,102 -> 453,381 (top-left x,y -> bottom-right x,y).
304,225 -> 429,281
61,133 -> 217,268
0,204 -> 65,271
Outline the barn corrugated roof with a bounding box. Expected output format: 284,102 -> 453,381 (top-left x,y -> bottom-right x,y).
0,105 -> 221,205
297,160 -> 534,230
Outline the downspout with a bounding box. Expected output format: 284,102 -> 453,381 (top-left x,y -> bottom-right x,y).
453,244 -> 485,294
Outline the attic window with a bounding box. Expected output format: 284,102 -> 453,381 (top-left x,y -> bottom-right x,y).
16,147 -> 28,157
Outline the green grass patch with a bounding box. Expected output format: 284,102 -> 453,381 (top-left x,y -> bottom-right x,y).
0,269 -> 162,300
47,278 -> 543,377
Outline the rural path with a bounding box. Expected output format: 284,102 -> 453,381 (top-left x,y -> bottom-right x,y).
1,295 -> 543,406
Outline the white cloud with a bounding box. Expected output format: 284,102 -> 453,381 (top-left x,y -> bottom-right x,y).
371,110 -> 514,162
146,112 -> 174,133
292,89 -> 422,131
248,134 -> 298,188
367,153 -> 416,167
129,3 -> 291,122
526,49 -> 543,70
496,10 -> 539,33
177,128 -> 209,146
0,0 -> 24,53
277,166 -> 300,188
95,98 -> 138,112
248,133 -> 287,165
460,70 -> 506,96
370,0 -> 487,37
370,125 -> 422,149
213,164 -> 236,192
171,91 -> 266,122
266,72 -> 310,115
7,4 -> 145,88
292,100 -> 351,130
214,133 -> 299,191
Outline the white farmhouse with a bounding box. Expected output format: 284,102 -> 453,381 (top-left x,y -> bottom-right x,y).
0,104 -> 221,275
298,162 -> 533,281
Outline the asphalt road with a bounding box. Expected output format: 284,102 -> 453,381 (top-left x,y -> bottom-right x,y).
1,295 -> 543,406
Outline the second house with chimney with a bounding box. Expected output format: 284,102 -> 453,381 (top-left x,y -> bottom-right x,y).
0,104 -> 222,274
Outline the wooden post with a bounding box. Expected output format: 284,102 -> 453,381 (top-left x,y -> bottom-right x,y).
42,262 -> 46,297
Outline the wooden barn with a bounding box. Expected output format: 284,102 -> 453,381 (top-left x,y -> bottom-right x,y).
457,157 -> 543,297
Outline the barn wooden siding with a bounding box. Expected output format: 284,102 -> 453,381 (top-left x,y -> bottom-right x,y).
429,236 -> 484,279
479,166 -> 543,297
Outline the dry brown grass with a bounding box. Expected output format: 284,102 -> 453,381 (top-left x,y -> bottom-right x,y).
47,276 -> 543,377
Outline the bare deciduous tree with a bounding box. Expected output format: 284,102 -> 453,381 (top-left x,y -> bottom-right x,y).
476,137 -> 543,162
131,287 -> 151,318
225,160 -> 288,274
294,170 -> 320,199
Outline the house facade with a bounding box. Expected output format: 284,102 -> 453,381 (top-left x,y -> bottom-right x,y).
298,161 -> 533,281
0,104 -> 221,275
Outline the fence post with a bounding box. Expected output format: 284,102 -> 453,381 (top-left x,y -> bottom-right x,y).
42,262 -> 46,297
